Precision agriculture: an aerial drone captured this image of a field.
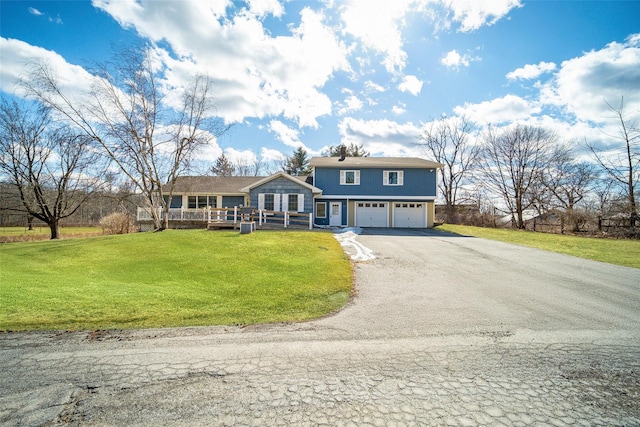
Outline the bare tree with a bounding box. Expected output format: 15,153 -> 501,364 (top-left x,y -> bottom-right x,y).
541,149 -> 596,232
0,99 -> 101,239
480,124 -> 560,229
587,97 -> 639,227
23,46 -> 229,230
418,116 -> 479,223
234,157 -> 263,176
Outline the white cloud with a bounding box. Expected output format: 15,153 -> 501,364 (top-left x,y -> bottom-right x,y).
540,33 -> 640,124
446,0 -> 522,33
453,94 -> 540,124
91,1 -> 350,128
440,49 -> 476,70
268,120 -> 309,150
339,0 -> 408,74
246,0 -> 284,19
506,61 -> 556,81
364,80 -> 385,93
224,147 -> 258,165
28,7 -> 44,16
0,38 -> 98,102
338,95 -> 363,115
260,147 -> 286,162
392,104 -> 406,115
338,117 -> 423,156
398,75 -> 423,96
339,0 -> 518,75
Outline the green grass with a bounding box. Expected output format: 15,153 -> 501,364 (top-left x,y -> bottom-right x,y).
435,224 -> 640,269
0,230 -> 352,331
0,226 -> 104,242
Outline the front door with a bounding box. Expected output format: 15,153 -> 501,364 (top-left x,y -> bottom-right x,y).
329,202 -> 342,226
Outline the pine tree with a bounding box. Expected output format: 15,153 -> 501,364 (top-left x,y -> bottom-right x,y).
283,147 -> 312,176
323,143 -> 369,157
210,153 -> 236,176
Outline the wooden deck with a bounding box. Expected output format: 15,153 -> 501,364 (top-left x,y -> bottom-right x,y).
137,207 -> 313,230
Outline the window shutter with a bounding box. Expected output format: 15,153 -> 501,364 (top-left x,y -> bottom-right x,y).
274,194 -> 281,211
355,170 -> 360,185
258,193 -> 265,210
340,170 -> 346,185
383,171 -> 389,185
297,194 -> 304,212
398,171 -> 404,185
281,194 -> 288,212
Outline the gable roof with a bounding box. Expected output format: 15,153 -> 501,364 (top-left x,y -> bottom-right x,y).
309,156 -> 443,169
239,172 -> 322,194
164,176 -> 263,194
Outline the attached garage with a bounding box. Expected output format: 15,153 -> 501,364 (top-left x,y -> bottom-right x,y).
355,202 -> 388,227
393,203 -> 426,228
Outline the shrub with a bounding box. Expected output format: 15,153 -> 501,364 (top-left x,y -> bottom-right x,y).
99,212 -> 134,235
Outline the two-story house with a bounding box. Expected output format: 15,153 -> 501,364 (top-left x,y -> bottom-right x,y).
309,157 -> 442,228
149,156 -> 442,229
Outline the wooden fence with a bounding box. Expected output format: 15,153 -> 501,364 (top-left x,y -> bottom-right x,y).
137,207 -> 313,230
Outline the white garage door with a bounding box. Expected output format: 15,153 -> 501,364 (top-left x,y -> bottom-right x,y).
356,202 -> 388,227
393,203 -> 426,228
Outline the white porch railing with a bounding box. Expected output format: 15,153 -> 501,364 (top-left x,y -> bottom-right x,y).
137,207 -> 313,230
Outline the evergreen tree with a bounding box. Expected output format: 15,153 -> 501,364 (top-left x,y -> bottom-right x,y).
210,153 -> 236,176
283,147 -> 312,176
323,143 -> 369,157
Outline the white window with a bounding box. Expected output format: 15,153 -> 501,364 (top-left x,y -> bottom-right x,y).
264,194 -> 275,210
188,195 -> 217,208
383,171 -> 403,186
316,202 -> 327,218
340,170 -> 360,185
287,194 -> 297,212
258,193 -> 280,211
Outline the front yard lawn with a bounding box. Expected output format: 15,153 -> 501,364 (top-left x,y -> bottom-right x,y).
0,230 -> 352,331
436,224 -> 640,269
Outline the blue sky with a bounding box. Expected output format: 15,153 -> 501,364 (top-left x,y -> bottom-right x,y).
1,0 -> 639,171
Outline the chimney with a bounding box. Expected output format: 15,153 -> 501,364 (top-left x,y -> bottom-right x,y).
339,145 -> 346,161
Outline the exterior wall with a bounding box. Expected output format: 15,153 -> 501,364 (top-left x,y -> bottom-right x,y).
248,177 -> 314,213
314,167 -> 437,197
313,199 -> 347,226
348,200 -> 356,227
427,201 -> 435,228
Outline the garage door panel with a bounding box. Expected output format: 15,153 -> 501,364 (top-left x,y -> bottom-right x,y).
394,203 -> 426,228
356,202 -> 388,227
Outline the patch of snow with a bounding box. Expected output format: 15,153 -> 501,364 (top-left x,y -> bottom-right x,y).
333,228 -> 376,261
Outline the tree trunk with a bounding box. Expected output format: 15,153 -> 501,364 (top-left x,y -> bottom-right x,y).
445,203 -> 455,224
48,219 -> 60,239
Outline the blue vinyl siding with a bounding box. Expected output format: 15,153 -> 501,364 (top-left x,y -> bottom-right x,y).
248,177 -> 314,213
314,167 -> 437,197
314,199 -> 347,226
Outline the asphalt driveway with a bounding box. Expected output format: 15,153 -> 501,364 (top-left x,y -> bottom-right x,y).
323,228 -> 640,339
1,229 -> 639,426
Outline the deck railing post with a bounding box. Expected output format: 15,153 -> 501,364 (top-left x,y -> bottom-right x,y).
284,211 -> 288,228
234,206 -> 238,224
259,210 -> 263,226
309,213 -> 313,230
